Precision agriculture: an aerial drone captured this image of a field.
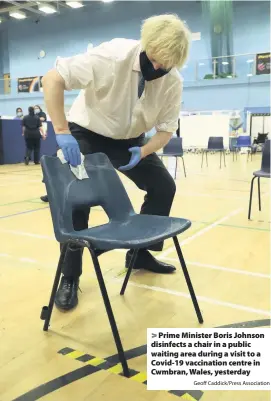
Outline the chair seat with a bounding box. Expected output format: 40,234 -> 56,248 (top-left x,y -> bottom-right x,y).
62,214 -> 191,250
253,169 -> 271,178
158,152 -> 183,157
234,145 -> 251,148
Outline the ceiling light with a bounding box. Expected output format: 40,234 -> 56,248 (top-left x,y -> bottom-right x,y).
66,1 -> 84,8
199,63 -> 205,66
247,73 -> 253,77
222,61 -> 229,65
38,4 -> 57,14
227,75 -> 232,78
9,11 -> 26,19
247,59 -> 254,63
0,17 -> 2,24
102,0 -> 114,3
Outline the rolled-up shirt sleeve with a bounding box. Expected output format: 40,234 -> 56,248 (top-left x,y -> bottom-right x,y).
55,53 -> 95,91
155,81 -> 182,134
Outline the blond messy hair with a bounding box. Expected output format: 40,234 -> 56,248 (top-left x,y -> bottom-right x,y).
140,14 -> 191,70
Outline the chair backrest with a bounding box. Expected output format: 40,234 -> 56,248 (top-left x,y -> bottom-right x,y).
163,137 -> 183,156
41,153 -> 135,241
261,139 -> 270,172
236,135 -> 251,146
207,137 -> 224,150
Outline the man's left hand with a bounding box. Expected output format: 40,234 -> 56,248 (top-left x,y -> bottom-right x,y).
119,147 -> 142,171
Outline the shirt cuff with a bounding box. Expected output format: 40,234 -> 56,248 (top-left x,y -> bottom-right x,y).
155,121 -> 178,133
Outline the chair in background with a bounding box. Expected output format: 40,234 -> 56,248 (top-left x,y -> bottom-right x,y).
201,137 -> 226,169
159,137 -> 186,179
248,140 -> 270,220
233,135 -> 252,161
40,153 -> 203,377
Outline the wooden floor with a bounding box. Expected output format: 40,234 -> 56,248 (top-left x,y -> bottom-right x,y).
0,152 -> 270,401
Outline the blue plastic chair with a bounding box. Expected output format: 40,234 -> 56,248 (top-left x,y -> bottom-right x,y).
40,153 -> 203,377
233,136 -> 252,161
160,137 -> 186,179
201,137 -> 226,169
248,140 -> 270,219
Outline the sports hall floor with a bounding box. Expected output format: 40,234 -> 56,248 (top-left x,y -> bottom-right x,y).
0,152 -> 270,401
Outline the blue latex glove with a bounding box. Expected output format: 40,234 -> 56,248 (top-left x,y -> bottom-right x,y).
56,134 -> 81,167
119,147 -> 142,171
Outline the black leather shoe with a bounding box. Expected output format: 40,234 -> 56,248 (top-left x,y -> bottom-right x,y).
125,249 -> 176,274
55,276 -> 79,311
40,195 -> 49,202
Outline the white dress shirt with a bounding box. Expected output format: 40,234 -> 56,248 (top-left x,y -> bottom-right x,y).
55,38 -> 183,140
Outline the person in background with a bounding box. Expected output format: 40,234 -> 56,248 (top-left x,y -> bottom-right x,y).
42,14 -> 190,310
22,106 -> 46,165
230,110 -> 243,136
34,105 -> 47,122
15,107 -> 24,119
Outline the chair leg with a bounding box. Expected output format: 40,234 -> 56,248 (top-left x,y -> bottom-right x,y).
206,151 -> 208,167
181,156 -> 187,177
257,177 -> 261,211
41,242 -> 68,331
88,247 -> 130,377
223,150 -> 226,167
248,176 -> 256,220
120,249 -> 139,295
234,148 -> 238,161
174,157 -> 177,180
173,236 -> 203,324
201,151 -> 204,168
219,151 -> 222,169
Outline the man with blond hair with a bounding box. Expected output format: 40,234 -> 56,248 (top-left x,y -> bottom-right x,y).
42,14 -> 190,311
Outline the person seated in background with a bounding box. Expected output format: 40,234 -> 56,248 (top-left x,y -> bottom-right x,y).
15,107 -> 24,119
22,106 -> 46,165
34,105 -> 47,122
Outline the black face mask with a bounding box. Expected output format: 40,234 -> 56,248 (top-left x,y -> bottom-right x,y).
140,51 -> 171,81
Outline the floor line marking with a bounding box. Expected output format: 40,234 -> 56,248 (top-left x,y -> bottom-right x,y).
1,252 -> 269,316
0,180 -> 41,187
0,229 -> 54,239
0,206 -> 49,220
115,280 -> 271,317
159,208 -> 243,259
0,197 -> 41,207
158,258 -> 270,279
1,251 -> 268,280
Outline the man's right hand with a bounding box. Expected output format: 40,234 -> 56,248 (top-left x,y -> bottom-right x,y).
56,134 -> 81,167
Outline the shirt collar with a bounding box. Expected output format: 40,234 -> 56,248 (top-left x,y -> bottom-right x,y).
133,44 -> 141,72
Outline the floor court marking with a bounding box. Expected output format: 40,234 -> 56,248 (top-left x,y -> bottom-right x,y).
11,319 -> 270,401
116,280 -> 271,317
0,197 -> 41,207
159,208 -> 243,260
0,243 -> 269,279
158,258 -> 270,279
1,252 -> 269,316
0,180 -> 41,187
11,364 -> 101,401
0,206 -> 49,220
10,348 -> 201,401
